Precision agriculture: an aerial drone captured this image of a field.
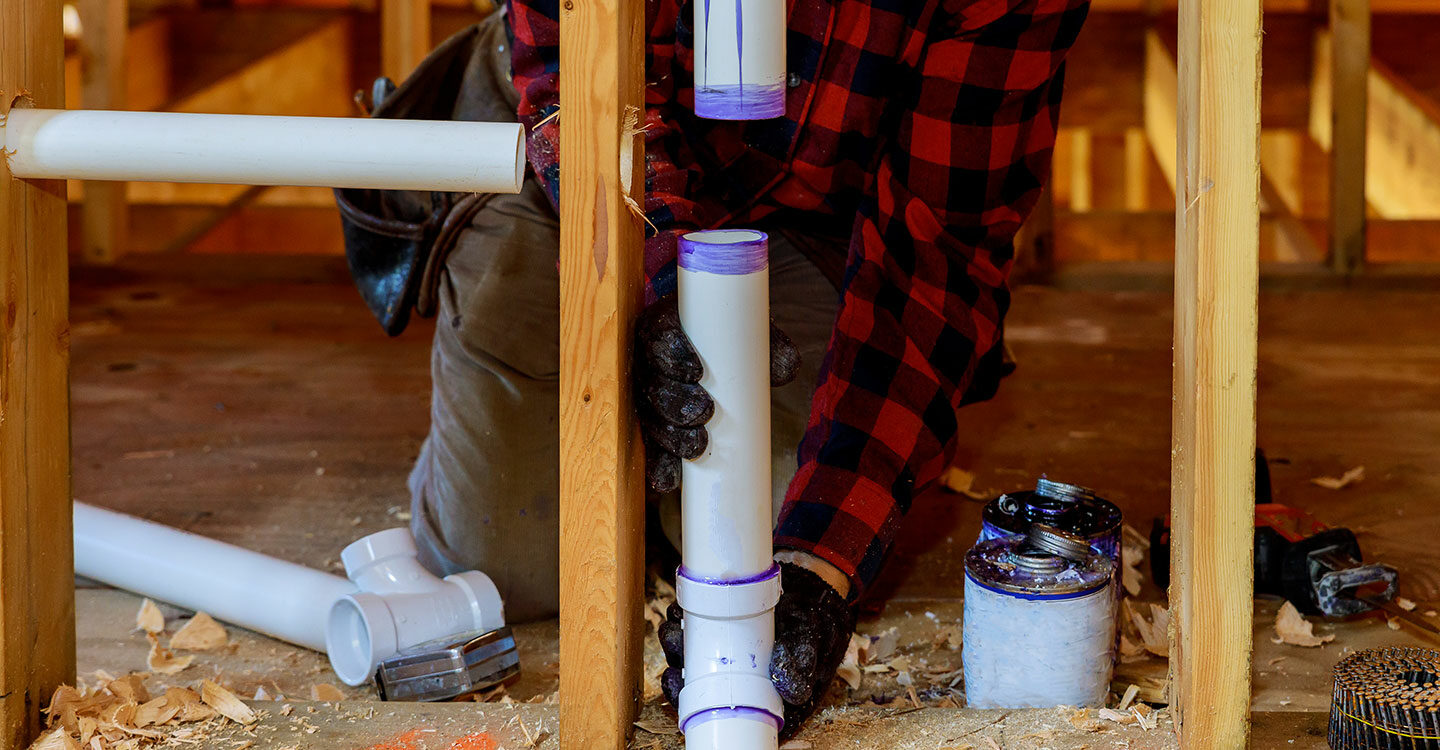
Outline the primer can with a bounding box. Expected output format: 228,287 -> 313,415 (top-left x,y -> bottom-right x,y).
978,478 -> 1123,564
962,528 -> 1117,708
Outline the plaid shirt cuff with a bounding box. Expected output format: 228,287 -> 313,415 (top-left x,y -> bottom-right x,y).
773,462 -> 906,600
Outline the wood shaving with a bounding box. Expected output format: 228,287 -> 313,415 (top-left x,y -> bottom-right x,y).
145,633 -> 193,675
1098,707 -> 1137,725
1397,597 -> 1417,611
633,719 -> 678,735
1273,601 -> 1334,647
105,676 -> 149,705
1427,611 -> 1438,618
134,600 -> 164,634
32,728 -> 80,750
866,627 -> 899,663
169,613 -> 227,651
939,467 -> 989,500
200,680 -> 257,725
309,684 -> 345,702
1117,684 -> 1140,712
1311,465 -> 1364,490
1124,601 -> 1169,657
1132,703 -> 1159,731
932,625 -> 962,651
1067,708 -> 1106,732
1388,617 -> 1402,631
837,639 -> 863,690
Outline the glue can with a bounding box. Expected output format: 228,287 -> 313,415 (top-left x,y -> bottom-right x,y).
962,526 -> 1117,709
978,478 -> 1123,564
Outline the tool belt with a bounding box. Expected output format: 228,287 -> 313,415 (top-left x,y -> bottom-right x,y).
335,15 -> 517,336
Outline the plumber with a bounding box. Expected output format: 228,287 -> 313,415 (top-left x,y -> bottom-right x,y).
334,0 -> 1089,735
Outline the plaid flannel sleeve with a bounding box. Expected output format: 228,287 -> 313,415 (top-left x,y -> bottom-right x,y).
773,0 -> 1089,597
506,0 -> 706,303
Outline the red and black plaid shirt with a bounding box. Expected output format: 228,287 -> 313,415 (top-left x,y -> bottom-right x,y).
508,0 -> 1089,597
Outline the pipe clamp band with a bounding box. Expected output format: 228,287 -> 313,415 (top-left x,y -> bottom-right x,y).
675,565 -> 782,619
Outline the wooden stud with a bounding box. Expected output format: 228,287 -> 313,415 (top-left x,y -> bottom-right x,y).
1169,0 -> 1259,747
1327,0 -> 1369,273
0,0 -> 78,745
556,0 -> 646,743
381,0 -> 430,82
1068,128 -> 1094,212
77,0 -> 127,264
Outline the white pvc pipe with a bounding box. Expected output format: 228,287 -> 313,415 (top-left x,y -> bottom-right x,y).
676,230 -> 783,749
693,0 -> 786,120
74,504 -> 505,688
1,108 -> 525,193
74,502 -> 354,652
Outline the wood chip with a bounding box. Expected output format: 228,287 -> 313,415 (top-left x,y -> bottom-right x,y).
133,696 -> 179,728
145,633 -> 193,675
170,612 -> 227,651
309,684 -> 345,702
1311,466 -> 1364,490
1132,704 -> 1159,731
1274,601 -> 1334,647
200,680 -> 257,725
1427,611 -> 1438,619
1397,597 -> 1417,611
135,599 -> 164,634
1124,601 -> 1169,657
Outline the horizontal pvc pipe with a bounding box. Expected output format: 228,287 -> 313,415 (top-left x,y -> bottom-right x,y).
1,108 -> 525,193
693,0 -> 786,120
74,502 -> 354,652
676,230 -> 782,750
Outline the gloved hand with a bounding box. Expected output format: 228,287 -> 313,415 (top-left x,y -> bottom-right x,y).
634,295 -> 801,492
659,561 -> 857,737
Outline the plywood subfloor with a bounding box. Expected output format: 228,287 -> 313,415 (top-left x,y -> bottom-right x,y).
70,257 -> 1440,747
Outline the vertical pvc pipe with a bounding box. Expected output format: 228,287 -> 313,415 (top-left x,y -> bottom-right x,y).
676,230 -> 784,750
693,0 -> 786,120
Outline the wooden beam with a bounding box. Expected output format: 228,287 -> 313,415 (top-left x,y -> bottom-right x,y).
1365,59 -> 1440,219
77,0 -> 127,264
1327,0 -> 1370,273
381,0 -> 429,82
1068,128 -> 1094,211
0,0 -> 78,745
556,0 -> 646,743
1169,0 -> 1259,748
1143,28 -> 1179,192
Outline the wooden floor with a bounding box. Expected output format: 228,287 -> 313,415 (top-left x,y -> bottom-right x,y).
69,256 -> 1440,748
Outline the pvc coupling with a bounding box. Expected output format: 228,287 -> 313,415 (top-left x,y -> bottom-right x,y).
677,564 -> 785,747
326,528 -> 505,686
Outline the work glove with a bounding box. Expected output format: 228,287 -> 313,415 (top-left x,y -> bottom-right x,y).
634,295 -> 801,493
659,561 -> 857,738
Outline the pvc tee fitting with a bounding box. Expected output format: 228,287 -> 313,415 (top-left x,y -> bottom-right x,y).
676,565 -> 785,745
326,528 -> 505,686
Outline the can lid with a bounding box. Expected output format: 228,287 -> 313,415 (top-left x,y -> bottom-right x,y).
964,536 -> 1113,597
376,627 -> 520,702
1026,524 -> 1093,562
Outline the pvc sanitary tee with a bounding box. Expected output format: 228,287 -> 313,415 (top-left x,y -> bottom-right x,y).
676,230 -> 785,749
326,528 -> 505,686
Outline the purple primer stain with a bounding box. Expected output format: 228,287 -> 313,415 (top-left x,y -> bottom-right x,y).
677,561 -> 780,585
678,230 -> 769,276
681,706 -> 784,735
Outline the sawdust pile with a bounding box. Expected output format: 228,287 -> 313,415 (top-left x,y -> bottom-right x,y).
32,674 -> 259,750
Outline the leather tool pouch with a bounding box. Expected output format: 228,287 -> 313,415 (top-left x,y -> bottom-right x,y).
335,21 -> 505,336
